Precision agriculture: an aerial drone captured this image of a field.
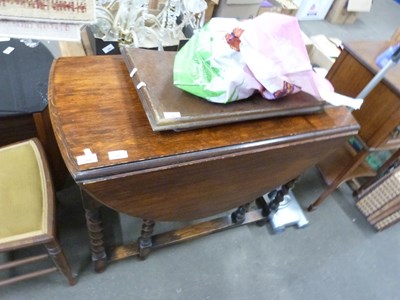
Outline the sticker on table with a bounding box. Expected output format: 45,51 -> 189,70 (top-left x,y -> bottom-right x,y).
130,68 -> 137,77
102,44 -> 115,54
136,81 -> 146,89
163,112 -> 181,119
76,148 -> 98,165
108,150 -> 128,160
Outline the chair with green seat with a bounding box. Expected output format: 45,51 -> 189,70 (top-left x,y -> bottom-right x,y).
0,138 -> 76,287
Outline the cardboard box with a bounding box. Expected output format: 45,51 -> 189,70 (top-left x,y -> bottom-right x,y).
257,0 -> 298,16
295,0 -> 334,20
257,1 -> 283,15
300,30 -> 313,55
390,27 -> 400,45
326,0 -> 359,24
275,0 -> 298,15
347,0 -> 372,12
302,33 -> 341,76
307,36 -> 336,71
307,34 -> 342,73
227,0 -> 260,3
310,34 -> 341,59
205,0 -> 219,22
213,0 -> 262,19
309,46 -> 335,71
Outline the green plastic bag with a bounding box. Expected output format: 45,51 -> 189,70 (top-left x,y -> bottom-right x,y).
173,18 -> 261,104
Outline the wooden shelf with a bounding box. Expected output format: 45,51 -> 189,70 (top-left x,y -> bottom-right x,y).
377,137 -> 400,150
316,143 -> 376,186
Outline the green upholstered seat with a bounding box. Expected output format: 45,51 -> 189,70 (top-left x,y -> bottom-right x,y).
0,140 -> 47,243
0,139 -> 76,286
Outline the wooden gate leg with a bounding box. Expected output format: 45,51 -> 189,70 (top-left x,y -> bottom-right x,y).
44,239 -> 77,286
255,178 -> 298,226
231,206 -> 247,224
138,219 -> 155,260
81,189 -> 107,273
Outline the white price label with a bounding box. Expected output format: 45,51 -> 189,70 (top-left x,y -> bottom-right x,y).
163,112 -> 181,119
3,46 -> 14,54
76,148 -> 98,165
108,150 -> 128,160
102,44 -> 115,54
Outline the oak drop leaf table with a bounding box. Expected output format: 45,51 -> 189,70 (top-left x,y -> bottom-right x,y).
48,55 -> 358,272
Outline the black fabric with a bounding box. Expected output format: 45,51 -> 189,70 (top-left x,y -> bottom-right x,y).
0,39 -> 53,116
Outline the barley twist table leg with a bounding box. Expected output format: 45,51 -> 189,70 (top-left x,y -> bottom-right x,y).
138,219 -> 155,260
81,189 -> 107,273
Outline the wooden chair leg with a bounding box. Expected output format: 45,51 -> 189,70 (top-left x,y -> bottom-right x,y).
44,240 -> 77,286
308,183 -> 340,211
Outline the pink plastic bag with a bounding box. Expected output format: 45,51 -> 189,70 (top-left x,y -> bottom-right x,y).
228,13 -> 324,100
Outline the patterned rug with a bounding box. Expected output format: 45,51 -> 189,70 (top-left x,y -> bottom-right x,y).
0,0 -> 95,23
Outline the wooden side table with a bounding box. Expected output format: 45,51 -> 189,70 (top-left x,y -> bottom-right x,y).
308,40 -> 400,211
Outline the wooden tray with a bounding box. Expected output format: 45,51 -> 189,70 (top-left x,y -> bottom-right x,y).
121,47 -> 325,131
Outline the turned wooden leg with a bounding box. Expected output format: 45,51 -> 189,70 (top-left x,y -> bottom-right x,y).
255,196 -> 269,226
231,202 -> 253,224
231,206 -> 247,224
307,184 -> 339,211
255,178 -> 298,225
137,219 -> 155,260
308,151 -> 369,212
45,239 -> 77,286
81,190 -> 107,273
84,208 -> 107,272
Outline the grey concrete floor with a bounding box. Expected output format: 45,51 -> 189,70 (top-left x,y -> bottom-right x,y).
2,0 -> 400,299
299,0 -> 400,42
